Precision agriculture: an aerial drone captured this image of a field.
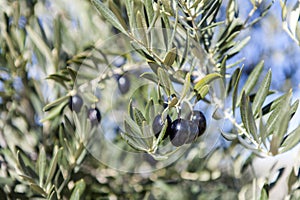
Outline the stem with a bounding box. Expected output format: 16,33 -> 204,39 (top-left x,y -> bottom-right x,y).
223,109 -> 260,148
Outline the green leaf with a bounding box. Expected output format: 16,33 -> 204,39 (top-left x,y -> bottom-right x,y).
226,0 -> 238,23
163,47 -> 177,67
252,70 -> 272,117
220,130 -> 237,141
161,13 -> 170,51
45,147 -> 62,187
43,94 -> 69,112
144,0 -> 154,24
147,61 -> 160,74
30,184 -> 47,196
197,85 -> 210,100
136,11 -> 148,46
46,74 -> 70,88
124,117 -> 142,137
232,67 -> 242,116
194,73 -> 222,93
67,67 -> 78,82
25,26 -> 54,65
123,120 -> 148,150
108,0 -> 128,31
83,92 -> 99,103
121,131 -> 147,151
145,98 -> 154,122
133,107 -> 146,126
128,99 -> 134,120
142,121 -> 154,148
237,60 -> 264,106
227,36 -> 251,57
17,150 -> 39,180
259,112 -> 268,149
281,126 -> 300,153
178,73 -> 191,103
157,68 -> 173,97
240,92 -> 259,143
140,72 -> 159,84
19,174 -> 35,184
91,0 -> 127,34
38,147 -> 46,187
270,94 -> 291,155
70,179 -> 86,200
49,190 -> 58,200
125,0 -> 134,32
130,41 -> 154,61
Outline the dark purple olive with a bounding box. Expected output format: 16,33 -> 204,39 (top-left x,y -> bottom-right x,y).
117,74 -> 130,94
185,121 -> 199,144
88,107 -> 101,126
169,119 -> 191,147
191,111 -> 206,136
152,114 -> 172,139
69,94 -> 83,113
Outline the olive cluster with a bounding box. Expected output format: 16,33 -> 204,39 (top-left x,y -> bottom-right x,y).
69,94 -> 101,126
152,111 -> 206,147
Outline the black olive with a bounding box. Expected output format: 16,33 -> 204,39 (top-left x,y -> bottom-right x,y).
117,74 -> 130,94
191,111 -> 206,136
185,121 -> 199,144
152,114 -> 171,139
88,107 -> 101,126
69,94 -> 83,113
169,119 -> 191,147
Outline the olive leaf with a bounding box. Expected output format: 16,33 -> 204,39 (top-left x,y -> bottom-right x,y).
240,92 -> 259,143
92,0 -> 128,34
37,147 -> 46,187
133,107 -> 146,127
70,179 -> 86,200
163,47 -> 177,67
178,72 -> 191,103
45,147 -> 62,187
194,73 -> 222,98
280,126 -> 300,153
157,68 -> 174,97
237,60 -> 264,106
43,95 -> 70,112
231,67 -> 242,116
252,70 -> 272,117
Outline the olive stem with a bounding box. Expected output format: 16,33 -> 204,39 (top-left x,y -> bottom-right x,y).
223,108 -> 267,154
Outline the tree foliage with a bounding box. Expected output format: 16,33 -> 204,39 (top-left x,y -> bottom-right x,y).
0,0 -> 299,199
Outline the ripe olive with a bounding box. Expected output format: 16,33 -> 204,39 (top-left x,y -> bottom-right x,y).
191,111 -> 206,136
88,107 -> 101,126
152,114 -> 171,139
69,94 -> 83,113
117,74 -> 130,94
185,121 -> 199,144
169,119 -> 191,147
